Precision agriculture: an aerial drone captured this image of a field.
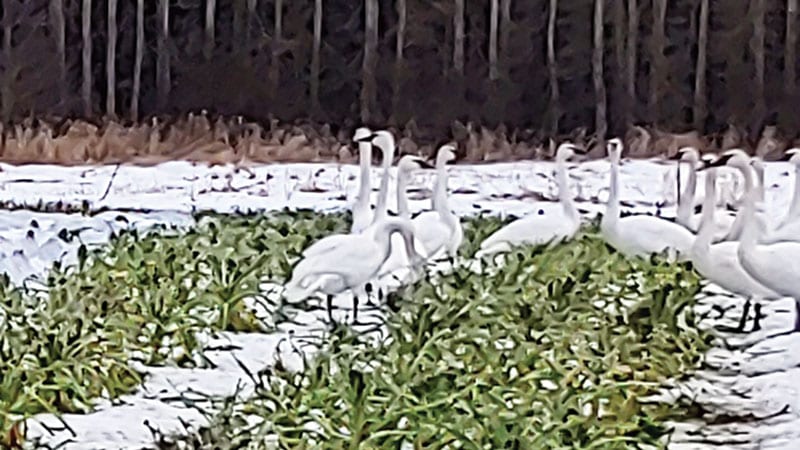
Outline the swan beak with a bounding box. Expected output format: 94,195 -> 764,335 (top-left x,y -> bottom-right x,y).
698,153 -> 732,171
355,133 -> 377,143
417,159 -> 435,169
780,149 -> 799,161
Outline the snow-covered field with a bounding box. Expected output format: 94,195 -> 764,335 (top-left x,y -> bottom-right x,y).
0,158 -> 797,449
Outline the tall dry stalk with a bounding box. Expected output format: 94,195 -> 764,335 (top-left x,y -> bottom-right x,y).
593,0 -> 607,139
489,0 -> 499,80
49,0 -> 67,103
204,0 -> 216,59
361,0 -> 378,122
626,0 -> 638,126
500,0 -> 511,56
311,0 -> 322,114
157,0 -> 170,109
454,0 -> 465,75
233,0 -> 245,52
106,0 -> 118,118
547,0 -> 559,133
612,0 -> 625,127
649,0 -> 666,123
693,0 -> 709,130
247,0 -> 257,41
131,0 -> 144,120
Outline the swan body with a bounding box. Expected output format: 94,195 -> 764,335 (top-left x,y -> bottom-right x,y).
476,143 -> 581,259
411,145 -> 463,259
283,216 -> 420,305
689,166 -> 779,301
759,148 -> 800,243
601,138 -> 694,261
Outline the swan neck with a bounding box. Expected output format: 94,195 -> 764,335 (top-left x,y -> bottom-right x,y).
556,158 -> 578,221
694,171 -> 717,250
787,164 -> 800,222
602,155 -> 620,230
739,167 -> 761,254
357,143 -> 371,205
397,169 -> 410,218
677,162 -> 696,224
433,161 -> 449,213
373,148 -> 394,222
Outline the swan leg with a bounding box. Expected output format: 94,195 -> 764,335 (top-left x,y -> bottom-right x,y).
733,298 -> 752,333
752,302 -> 763,332
326,294 -> 334,323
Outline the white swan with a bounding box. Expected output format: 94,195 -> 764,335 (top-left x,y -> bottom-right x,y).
376,155 -> 433,279
733,154 -> 800,335
600,138 -> 695,261
350,127 -> 374,233
675,147 -> 736,241
689,165 -> 779,332
475,143 -> 581,259
282,216 -> 422,319
300,130 -> 395,258
411,145 -> 463,260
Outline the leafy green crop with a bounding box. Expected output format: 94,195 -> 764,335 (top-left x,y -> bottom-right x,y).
158,218 -> 710,450
0,209 -> 351,447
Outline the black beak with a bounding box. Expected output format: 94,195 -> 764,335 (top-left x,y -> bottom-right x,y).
355,133 -> 377,143
418,159 -> 435,169
668,151 -> 683,161
780,151 -> 795,162
698,153 -> 732,171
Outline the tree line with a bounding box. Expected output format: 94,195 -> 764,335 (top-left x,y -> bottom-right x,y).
0,0 -> 797,143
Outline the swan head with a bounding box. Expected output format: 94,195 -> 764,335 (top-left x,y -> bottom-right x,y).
436,144 -> 457,166
371,130 -> 396,167
677,146 -> 700,165
606,138 -> 623,160
397,155 -> 433,173
701,148 -> 750,171
555,143 -> 578,162
782,147 -> 800,164
352,127 -> 372,142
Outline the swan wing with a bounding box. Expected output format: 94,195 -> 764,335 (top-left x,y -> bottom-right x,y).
694,243 -> 780,298
741,242 -> 800,298
477,211 -> 577,256
618,215 -> 695,257
412,212 -> 451,256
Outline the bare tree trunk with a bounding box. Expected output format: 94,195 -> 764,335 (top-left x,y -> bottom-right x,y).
489,0 -> 499,80
82,0 -> 92,117
626,0 -> 638,126
786,0 -> 798,126
131,0 -> 144,121
547,0 -> 559,133
311,0 -> 322,114
693,0 -> 709,130
649,0 -> 666,124
204,0 -> 216,59
752,0 -> 766,131
2,0 -> 14,121
269,0 -> 282,99
393,0 -> 406,117
49,0 -> 67,105
454,0 -> 465,74
500,0 -> 511,56
106,0 -> 118,118
612,0 -> 625,132
157,0 -> 170,110
593,0 -> 607,140
360,0 -> 378,122
233,0 -> 245,53
247,0 -> 257,41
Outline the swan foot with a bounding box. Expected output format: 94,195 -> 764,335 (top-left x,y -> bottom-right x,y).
714,299 -> 752,334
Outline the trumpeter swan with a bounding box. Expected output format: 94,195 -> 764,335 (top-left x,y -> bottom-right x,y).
675,147 -> 736,241
351,127 -> 374,233
600,138 -> 694,261
376,155 -> 434,279
411,145 -> 463,260
689,166 -> 779,332
733,156 -> 800,336
282,216 -> 422,319
475,142 -> 581,260
300,129 -> 396,258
